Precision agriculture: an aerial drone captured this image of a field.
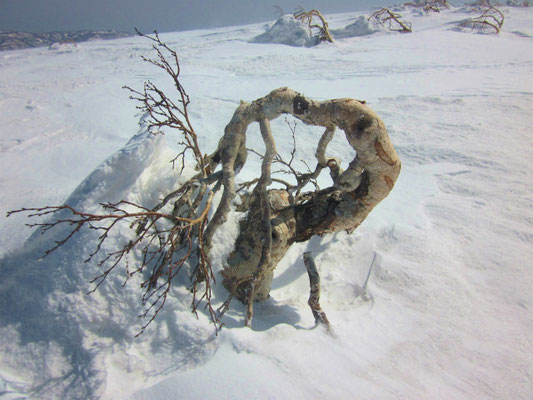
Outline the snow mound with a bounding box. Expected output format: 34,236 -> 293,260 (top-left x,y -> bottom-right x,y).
0,123 -> 217,399
331,16 -> 381,38
250,14 -> 316,47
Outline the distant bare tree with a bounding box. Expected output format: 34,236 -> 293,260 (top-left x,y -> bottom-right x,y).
293,7 -> 335,43
369,8 -> 413,33
460,6 -> 504,33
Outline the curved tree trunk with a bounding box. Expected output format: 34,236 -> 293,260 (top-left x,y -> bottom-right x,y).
9,34 -> 401,331
217,88 -> 401,305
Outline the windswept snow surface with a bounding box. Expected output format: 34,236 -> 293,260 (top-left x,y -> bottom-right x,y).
1,6 -> 532,400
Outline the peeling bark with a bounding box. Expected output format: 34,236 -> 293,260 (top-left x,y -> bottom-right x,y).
218,88 -> 401,312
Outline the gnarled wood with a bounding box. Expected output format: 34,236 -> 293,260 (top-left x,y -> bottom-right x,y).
219,88 -> 401,314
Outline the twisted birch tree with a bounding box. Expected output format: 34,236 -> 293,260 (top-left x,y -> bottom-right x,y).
216,87 -> 401,325
369,9 -> 413,33
9,32 -> 401,331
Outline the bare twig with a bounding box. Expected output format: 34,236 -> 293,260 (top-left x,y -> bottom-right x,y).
7,193 -> 218,336
248,117 -> 327,203
124,29 -> 207,176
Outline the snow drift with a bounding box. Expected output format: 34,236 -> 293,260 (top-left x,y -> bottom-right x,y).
250,14 -> 316,47
0,125 -> 219,399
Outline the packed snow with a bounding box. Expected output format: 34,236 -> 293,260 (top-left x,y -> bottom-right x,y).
1,4 -> 532,400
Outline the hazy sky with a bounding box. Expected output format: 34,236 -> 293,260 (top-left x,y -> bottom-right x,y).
0,0 -> 395,33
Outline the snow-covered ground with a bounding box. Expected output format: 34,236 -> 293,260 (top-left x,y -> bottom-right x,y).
1,5 -> 532,400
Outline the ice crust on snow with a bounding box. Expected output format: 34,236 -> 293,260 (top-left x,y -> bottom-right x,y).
0,5 -> 532,400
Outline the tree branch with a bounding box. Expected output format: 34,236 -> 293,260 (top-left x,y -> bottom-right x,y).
303,252 -> 332,333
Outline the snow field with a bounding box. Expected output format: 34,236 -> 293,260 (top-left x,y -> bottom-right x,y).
0,5 -> 532,399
